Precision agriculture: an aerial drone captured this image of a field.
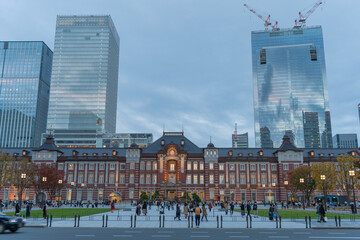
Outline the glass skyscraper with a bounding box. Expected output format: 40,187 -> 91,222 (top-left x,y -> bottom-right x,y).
252,26 -> 332,148
0,41 -> 53,147
47,15 -> 120,145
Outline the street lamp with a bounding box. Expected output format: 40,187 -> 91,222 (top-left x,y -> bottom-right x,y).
320,175 -> 327,210
300,178 -> 305,209
42,177 -> 47,182
21,173 -> 26,179
300,178 -> 304,183
349,170 -> 357,214
58,180 -> 63,184
20,173 -> 27,205
272,183 -> 276,202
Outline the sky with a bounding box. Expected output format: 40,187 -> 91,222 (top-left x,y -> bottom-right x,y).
1,0 -> 359,148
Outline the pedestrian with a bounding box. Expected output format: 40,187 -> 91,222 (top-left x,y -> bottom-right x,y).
274,203 -> 280,219
208,202 -> 212,212
184,203 -> 189,219
316,203 -> 320,222
253,202 -> 258,218
201,204 -> 208,221
230,202 -> 234,215
246,201 -> 251,217
174,203 -> 181,220
189,203 -> 194,217
194,204 -> 202,228
136,203 -> 141,216
15,202 -> 20,216
111,201 -> 115,213
43,204 -> 47,219
224,202 -> 229,215
26,204 -> 31,218
319,204 -> 326,222
240,202 -> 245,217
142,201 -> 147,216
268,204 -> 274,221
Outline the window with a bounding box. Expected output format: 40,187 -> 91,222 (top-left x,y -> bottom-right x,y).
261,164 -> 266,171
146,162 -> 151,170
250,164 -> 256,171
219,174 -> 225,184
120,163 -> 126,170
283,164 -> 289,171
146,174 -> 151,184
67,174 -> 73,183
260,49 -> 266,64
193,175 -> 198,184
209,174 -> 214,184
129,174 -> 134,183
229,164 -> 235,171
153,162 -> 158,170
87,190 -> 93,201
58,164 -> 64,170
199,162 -> 204,170
88,174 -> 94,184
99,164 -> 105,170
140,174 -> 144,184
152,175 -> 157,184
78,174 -> 84,184
69,164 -> 74,170
110,164 -> 115,170
187,174 -> 192,184
187,162 -> 192,170
251,174 -> 256,184
130,162 -> 135,170
310,46 -> 317,61
294,163 -> 299,169
140,162 -> 145,170
272,174 -> 277,184
109,174 -> 115,184
99,174 -> 104,184
67,189 -> 72,201
170,163 -> 175,171
261,174 -> 267,184
129,189 -> 134,199
240,174 -> 246,184
98,190 -> 103,201
230,173 -> 235,184
79,164 -> 84,170
89,164 -> 94,170
240,164 -> 245,171
271,164 -> 277,171
252,191 -> 257,202
200,174 -> 204,184
209,163 -> 214,170
193,162 -> 198,170
119,174 -> 125,184
219,164 -> 224,171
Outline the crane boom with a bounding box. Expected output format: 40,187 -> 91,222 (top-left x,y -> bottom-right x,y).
244,4 -> 272,29
299,1 -> 323,26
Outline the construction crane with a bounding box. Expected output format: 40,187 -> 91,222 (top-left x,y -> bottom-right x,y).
244,4 -> 276,31
298,0 -> 323,27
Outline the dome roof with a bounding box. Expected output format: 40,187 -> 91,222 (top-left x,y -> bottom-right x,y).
207,142 -> 215,148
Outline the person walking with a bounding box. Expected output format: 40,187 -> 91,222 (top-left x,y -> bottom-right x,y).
110,201 -> 115,213
319,204 -> 326,222
268,204 -> 274,221
189,203 -> 194,217
184,203 -> 189,219
194,204 -> 202,228
230,202 -> 235,215
174,203 -> 181,220
208,202 -> 212,212
274,203 -> 280,219
201,204 -> 208,221
316,203 -> 320,222
240,202 -> 245,217
224,202 -> 229,215
15,202 -> 20,216
26,204 -> 31,218
142,201 -> 147,216
246,201 -> 252,217
43,204 -> 47,219
253,202 -> 258,218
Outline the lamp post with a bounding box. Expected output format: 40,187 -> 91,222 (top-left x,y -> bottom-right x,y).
20,173 -> 26,206
58,180 -> 63,202
272,182 -> 276,202
300,178 -> 305,209
320,174 -> 327,210
349,170 -> 357,214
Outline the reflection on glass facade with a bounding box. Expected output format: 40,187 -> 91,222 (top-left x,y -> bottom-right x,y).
0,41 -> 53,147
252,26 -> 332,148
47,15 -> 120,136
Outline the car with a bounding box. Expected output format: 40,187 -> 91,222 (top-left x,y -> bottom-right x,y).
0,213 -> 26,233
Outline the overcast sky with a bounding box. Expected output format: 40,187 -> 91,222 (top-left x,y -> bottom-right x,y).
1,0 -> 359,147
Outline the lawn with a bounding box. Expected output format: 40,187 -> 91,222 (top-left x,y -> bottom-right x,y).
234,209 -> 360,219
5,208 -> 113,218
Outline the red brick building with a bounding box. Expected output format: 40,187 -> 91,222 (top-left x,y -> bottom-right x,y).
1,132 -> 358,204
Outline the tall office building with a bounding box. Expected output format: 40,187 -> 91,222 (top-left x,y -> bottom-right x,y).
232,132 -> 249,148
47,15 -> 120,146
333,134 -> 358,148
0,41 -> 53,147
252,26 -> 332,148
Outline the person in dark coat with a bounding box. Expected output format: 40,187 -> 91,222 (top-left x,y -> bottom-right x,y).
26,204 -> 31,218
43,204 -> 47,219
319,204 -> 326,222
268,204 -> 274,221
142,202 -> 147,216
240,202 -> 245,217
174,203 -> 181,220
246,202 -> 252,216
15,203 -> 20,216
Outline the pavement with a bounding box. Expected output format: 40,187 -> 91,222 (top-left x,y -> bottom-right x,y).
4,228 -> 360,240
19,205 -> 360,229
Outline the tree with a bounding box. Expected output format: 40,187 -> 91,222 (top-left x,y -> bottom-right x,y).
337,154 -> 359,203
150,190 -> 161,201
33,164 -> 64,202
289,166 -> 316,205
180,192 -> 191,202
139,192 -> 149,203
11,158 -> 36,206
0,151 -> 12,190
312,162 -> 337,210
192,193 -> 201,203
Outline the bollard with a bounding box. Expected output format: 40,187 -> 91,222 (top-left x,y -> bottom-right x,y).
246,215 -> 249,228
74,215 -> 77,228
305,216 -> 308,229
191,215 -> 194,228
279,216 -> 281,229
335,216 -> 338,227
162,215 -> 165,228
308,216 -> 310,229
102,215 -> 105,228
130,215 -> 133,228
221,215 -> 223,228
217,216 -> 219,228
105,215 -> 108,228
188,216 -> 190,228
339,216 -> 341,227
77,215 -> 80,227
134,215 -> 136,228
250,215 -> 252,229
46,215 -> 49,227
276,216 -> 278,229
160,215 -> 162,228
50,214 -> 53,227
